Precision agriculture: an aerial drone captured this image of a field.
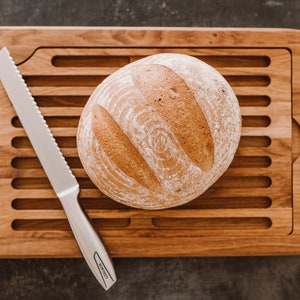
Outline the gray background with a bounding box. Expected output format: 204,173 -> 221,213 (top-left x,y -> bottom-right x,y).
1,0 -> 300,299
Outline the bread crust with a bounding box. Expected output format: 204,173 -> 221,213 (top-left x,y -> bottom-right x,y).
77,53 -> 241,209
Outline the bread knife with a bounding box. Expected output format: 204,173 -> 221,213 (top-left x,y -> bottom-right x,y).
0,47 -> 116,291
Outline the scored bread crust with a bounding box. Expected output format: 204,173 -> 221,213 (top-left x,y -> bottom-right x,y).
77,53 -> 241,209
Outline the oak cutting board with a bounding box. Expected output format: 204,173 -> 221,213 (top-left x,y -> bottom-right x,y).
0,27 -> 300,257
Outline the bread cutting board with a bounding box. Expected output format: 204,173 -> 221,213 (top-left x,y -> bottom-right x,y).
0,27 -> 300,257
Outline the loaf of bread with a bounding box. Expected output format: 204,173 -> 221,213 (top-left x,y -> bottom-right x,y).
77,53 -> 241,209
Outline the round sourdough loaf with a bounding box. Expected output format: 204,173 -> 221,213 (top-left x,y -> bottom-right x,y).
77,53 -> 241,209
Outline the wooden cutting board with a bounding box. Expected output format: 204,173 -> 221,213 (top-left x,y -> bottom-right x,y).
0,27 -> 300,257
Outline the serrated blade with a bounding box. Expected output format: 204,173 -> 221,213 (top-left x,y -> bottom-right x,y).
0,47 -> 116,290
0,47 -> 78,196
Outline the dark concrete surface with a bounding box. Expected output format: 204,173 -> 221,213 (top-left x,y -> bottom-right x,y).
1,0 -> 300,299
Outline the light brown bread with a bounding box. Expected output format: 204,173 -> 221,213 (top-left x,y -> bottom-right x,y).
77,53 -> 241,209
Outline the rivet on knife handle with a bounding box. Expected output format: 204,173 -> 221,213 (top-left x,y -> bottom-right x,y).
0,47 -> 116,291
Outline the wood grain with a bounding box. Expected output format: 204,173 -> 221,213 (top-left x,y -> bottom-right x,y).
0,27 -> 299,257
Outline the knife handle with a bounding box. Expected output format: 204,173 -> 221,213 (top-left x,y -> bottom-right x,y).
59,186 -> 117,290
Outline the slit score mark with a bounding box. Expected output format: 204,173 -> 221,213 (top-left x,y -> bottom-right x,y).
131,64 -> 214,172
92,105 -> 161,192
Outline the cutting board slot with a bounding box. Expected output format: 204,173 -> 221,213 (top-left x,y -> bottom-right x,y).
130,55 -> 271,68
293,118 -> 300,162
242,116 -> 271,127
152,217 -> 272,230
11,177 -> 96,189
223,75 -> 270,87
12,116 -> 80,128
10,116 -> 273,129
12,198 -> 63,210
36,96 -> 89,107
11,178 -> 51,189
35,95 -> 273,109
11,137 -> 33,148
23,75 -> 271,88
56,137 -> 77,149
11,176 -> 272,190
11,198 -> 135,210
11,218 -> 131,231
238,136 -> 271,147
50,54 -> 270,68
11,136 -> 77,148
11,196 -> 272,211
212,176 -> 272,189
12,157 -> 42,169
194,55 -> 271,67
230,156 -> 271,168
180,197 -> 272,209
238,95 -> 271,107
24,76 -> 106,87
52,55 -> 130,68
12,157 -> 82,169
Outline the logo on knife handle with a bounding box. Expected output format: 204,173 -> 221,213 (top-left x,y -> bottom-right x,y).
94,251 -> 115,287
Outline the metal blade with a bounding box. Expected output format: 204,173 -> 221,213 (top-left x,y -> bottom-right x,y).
0,47 -> 78,197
